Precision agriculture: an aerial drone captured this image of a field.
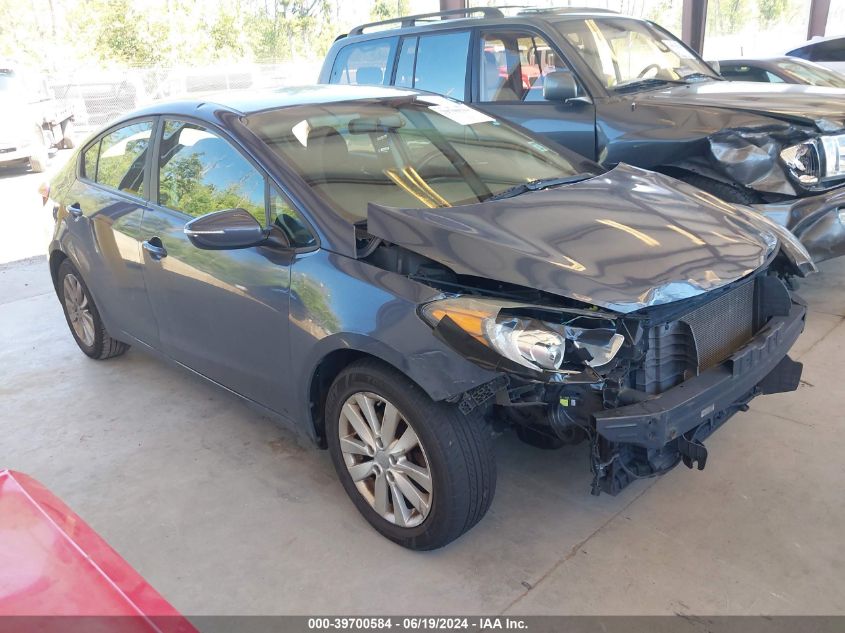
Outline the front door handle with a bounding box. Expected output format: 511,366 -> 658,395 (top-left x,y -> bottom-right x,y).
67,202 -> 82,218
142,238 -> 167,260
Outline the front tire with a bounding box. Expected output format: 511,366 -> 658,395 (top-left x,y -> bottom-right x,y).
326,359 -> 496,550
57,259 -> 129,360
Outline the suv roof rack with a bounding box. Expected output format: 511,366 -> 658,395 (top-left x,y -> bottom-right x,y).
516,7 -> 618,15
348,7 -> 504,36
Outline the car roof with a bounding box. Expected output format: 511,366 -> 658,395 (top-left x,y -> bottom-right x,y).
718,57 -> 797,65
342,7 -> 642,40
786,33 -> 845,53
123,84 -> 421,120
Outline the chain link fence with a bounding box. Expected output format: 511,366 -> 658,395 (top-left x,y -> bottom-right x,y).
47,61 -> 322,136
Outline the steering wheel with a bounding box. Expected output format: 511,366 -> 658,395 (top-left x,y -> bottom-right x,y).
637,63 -> 662,79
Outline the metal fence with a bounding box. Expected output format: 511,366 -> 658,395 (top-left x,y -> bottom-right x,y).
48,61 -> 323,135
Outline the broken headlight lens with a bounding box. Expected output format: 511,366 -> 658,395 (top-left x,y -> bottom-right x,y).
780,140 -> 821,185
821,134 -> 845,181
420,297 -> 624,374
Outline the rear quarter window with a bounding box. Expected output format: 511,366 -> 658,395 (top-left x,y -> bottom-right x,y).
330,38 -> 397,85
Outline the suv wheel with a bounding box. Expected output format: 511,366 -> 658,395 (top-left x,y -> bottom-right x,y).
57,259 -> 129,360
326,359 -> 496,550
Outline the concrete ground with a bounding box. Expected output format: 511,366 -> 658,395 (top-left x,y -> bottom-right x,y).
1,155 -> 844,616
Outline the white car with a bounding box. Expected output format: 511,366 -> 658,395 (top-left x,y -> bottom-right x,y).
786,34 -> 845,75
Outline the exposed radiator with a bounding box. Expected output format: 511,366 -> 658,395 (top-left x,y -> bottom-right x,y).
636,280 -> 756,395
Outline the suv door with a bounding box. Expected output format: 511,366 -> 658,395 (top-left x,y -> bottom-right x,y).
471,28 -> 596,160
139,119 -> 297,416
65,119 -> 159,346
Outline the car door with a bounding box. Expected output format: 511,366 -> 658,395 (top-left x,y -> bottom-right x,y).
469,28 -> 597,160
63,119 -> 160,347
139,119 -> 295,416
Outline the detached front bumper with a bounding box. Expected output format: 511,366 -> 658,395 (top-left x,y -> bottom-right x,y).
594,300 -> 806,451
756,185 -> 845,263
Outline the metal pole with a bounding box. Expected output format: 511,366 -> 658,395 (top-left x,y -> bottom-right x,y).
807,0 -> 831,39
681,0 -> 708,55
440,0 -> 466,11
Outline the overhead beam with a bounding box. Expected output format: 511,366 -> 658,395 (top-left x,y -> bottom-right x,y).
440,0 -> 466,10
808,0 -> 831,39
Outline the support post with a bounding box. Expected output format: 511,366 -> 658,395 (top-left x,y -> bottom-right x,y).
808,0 -> 831,39
681,0 -> 708,55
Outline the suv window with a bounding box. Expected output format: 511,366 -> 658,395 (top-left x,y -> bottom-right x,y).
330,38 -> 397,85
90,121 -> 153,196
479,30 -> 575,102
810,38 -> 845,62
157,120 -> 267,224
394,31 -> 470,100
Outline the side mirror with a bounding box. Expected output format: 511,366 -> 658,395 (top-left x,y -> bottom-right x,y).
184,208 -> 266,250
543,71 -> 579,102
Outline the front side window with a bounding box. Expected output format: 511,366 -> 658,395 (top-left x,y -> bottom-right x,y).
157,120 -> 266,225
245,96 -> 597,223
557,18 -> 718,91
94,121 -> 152,196
330,39 -> 397,86
479,30 -> 576,102
413,31 -> 470,100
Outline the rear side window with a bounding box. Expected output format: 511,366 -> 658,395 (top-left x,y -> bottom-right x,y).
810,39 -> 845,62
412,31 -> 470,100
330,38 -> 397,85
87,121 -> 152,196
157,120 -> 267,225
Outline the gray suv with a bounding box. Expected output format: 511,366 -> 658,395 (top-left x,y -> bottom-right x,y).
321,7 -> 845,263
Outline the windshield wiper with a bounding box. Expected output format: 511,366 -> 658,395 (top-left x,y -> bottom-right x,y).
485,174 -> 591,201
613,77 -> 687,93
679,72 -> 717,82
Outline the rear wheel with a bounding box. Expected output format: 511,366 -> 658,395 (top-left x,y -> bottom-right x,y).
326,359 -> 496,550
57,259 -> 129,360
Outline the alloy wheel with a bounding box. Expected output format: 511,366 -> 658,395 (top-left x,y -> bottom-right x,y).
338,392 -> 433,528
63,273 -> 96,347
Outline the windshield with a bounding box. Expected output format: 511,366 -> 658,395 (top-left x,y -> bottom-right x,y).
556,17 -> 718,91
245,95 -> 597,222
777,60 -> 845,88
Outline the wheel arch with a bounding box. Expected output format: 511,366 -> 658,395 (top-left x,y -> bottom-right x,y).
302,333 -> 497,448
49,248 -> 68,291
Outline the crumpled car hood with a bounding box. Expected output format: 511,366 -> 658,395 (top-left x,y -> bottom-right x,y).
637,81 -> 845,131
366,164 -> 777,313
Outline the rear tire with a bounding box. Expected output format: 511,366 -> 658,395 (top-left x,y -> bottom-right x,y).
57,259 -> 129,360
326,359 -> 496,550
679,174 -> 761,205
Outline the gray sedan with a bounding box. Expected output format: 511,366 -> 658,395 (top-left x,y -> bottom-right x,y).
46,85 -> 812,549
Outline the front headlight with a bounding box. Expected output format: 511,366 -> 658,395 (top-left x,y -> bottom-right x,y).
780,140 -> 821,185
821,134 -> 845,180
420,297 -> 624,375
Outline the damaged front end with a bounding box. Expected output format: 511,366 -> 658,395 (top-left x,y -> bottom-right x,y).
421,270 -> 806,496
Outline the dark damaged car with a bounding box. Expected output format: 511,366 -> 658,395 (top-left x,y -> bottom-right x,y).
47,86 -> 813,549
321,7 -> 845,263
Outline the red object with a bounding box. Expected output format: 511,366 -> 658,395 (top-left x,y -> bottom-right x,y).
0,470 -> 198,632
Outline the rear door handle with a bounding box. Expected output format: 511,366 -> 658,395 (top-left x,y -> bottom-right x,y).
67,202 -> 82,218
142,238 -> 167,260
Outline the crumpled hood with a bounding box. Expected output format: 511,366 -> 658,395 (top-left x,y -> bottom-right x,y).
366,164 -> 777,313
637,81 -> 845,131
